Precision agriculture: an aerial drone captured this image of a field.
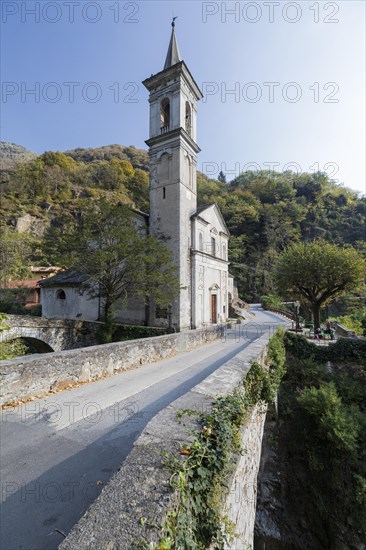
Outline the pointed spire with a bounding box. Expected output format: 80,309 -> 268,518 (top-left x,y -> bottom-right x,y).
164,17 -> 181,70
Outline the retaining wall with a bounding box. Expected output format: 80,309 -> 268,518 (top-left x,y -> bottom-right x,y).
0,327 -> 219,407
59,333 -> 270,550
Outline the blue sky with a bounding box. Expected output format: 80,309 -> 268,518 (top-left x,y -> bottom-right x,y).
1,0 -> 365,194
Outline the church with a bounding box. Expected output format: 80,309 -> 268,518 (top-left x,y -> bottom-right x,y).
40,22 -> 232,331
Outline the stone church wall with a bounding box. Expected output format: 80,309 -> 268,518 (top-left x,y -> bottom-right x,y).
41,287 -> 100,321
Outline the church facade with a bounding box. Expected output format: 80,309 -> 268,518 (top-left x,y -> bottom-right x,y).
40,23 -> 231,330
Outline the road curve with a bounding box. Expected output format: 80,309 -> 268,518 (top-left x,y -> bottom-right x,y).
0,306 -> 285,550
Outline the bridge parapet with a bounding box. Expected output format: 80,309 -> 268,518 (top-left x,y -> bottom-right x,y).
263,306 -> 295,321
1,315 -> 102,352
0,326 -> 219,407
59,334 -> 271,550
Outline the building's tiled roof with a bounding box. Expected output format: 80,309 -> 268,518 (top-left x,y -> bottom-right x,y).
191,204 -> 230,236
38,267 -> 89,287
29,266 -> 64,273
191,204 -> 214,218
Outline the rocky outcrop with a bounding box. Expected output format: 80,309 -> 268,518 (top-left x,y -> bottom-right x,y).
11,213 -> 48,236
0,141 -> 37,170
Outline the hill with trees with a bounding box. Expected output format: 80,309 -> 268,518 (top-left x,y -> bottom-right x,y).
1,143 -> 364,313
197,170 -> 365,303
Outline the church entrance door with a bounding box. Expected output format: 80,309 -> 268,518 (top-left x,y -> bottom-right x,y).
211,294 -> 217,324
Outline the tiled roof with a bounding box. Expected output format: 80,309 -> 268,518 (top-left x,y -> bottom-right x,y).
38,267 -> 90,287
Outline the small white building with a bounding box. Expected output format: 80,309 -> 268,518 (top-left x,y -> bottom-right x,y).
40,22 -> 233,330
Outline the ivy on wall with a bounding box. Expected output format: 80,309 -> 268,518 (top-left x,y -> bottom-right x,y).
132,328 -> 287,550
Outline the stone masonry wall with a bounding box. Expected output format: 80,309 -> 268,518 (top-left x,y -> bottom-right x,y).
224,403 -> 268,549
1,314 -> 103,352
0,326 -> 218,407
60,334 -> 270,550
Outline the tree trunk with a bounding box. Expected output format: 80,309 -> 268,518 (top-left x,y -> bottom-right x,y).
102,298 -> 114,343
312,303 -> 321,331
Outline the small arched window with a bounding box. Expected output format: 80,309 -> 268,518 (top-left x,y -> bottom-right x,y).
211,237 -> 216,256
199,232 -> 203,251
56,289 -> 66,300
160,98 -> 170,131
185,101 -> 192,135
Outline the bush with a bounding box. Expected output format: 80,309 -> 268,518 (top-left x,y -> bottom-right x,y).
278,340 -> 366,546
111,324 -> 172,342
29,305 -> 42,316
0,338 -> 28,360
245,327 -> 286,405
260,293 -> 283,309
284,331 -> 366,362
298,382 -> 361,455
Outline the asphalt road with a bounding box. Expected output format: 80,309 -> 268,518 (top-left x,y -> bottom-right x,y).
0,306 -> 285,550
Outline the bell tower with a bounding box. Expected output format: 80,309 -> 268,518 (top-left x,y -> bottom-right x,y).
143,20 -> 203,330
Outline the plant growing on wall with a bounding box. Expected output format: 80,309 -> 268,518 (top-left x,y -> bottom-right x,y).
151,329 -> 286,549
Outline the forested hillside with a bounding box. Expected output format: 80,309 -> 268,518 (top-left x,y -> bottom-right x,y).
1,142 -> 364,304
197,170 -> 365,301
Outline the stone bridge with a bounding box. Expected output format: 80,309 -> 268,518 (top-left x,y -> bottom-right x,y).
1,307 -> 287,549
0,314 -> 102,352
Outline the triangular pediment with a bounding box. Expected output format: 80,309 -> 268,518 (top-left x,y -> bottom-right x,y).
192,204 -> 230,236
209,283 -> 220,291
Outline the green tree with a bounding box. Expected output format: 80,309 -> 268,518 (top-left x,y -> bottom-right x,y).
0,313 -> 27,360
217,170 -> 226,183
274,241 -> 365,330
44,200 -> 179,341
0,226 -> 33,285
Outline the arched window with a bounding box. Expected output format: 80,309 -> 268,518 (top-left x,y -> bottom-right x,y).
211,237 -> 216,256
186,154 -> 192,188
185,101 -> 192,135
160,98 -> 170,131
199,232 -> 203,251
56,289 -> 66,300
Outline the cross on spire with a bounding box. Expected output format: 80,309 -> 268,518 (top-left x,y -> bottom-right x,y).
163,17 -> 181,70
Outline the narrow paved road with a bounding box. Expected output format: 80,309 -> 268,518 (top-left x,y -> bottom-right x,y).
0,306 -> 285,550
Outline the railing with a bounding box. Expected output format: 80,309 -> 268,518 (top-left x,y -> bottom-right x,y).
160,125 -> 169,134
263,306 -> 295,321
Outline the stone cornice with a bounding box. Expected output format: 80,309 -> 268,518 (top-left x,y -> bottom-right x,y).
191,249 -> 229,265
145,127 -> 201,154
142,61 -> 203,101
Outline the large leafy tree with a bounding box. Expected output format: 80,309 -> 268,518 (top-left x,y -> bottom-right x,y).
44,200 -> 179,341
274,241 -> 365,329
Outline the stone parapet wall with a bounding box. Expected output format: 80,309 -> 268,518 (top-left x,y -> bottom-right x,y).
59,334 -> 270,550
1,314 -> 103,352
331,321 -> 355,338
225,403 -> 267,548
0,327 -> 219,407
